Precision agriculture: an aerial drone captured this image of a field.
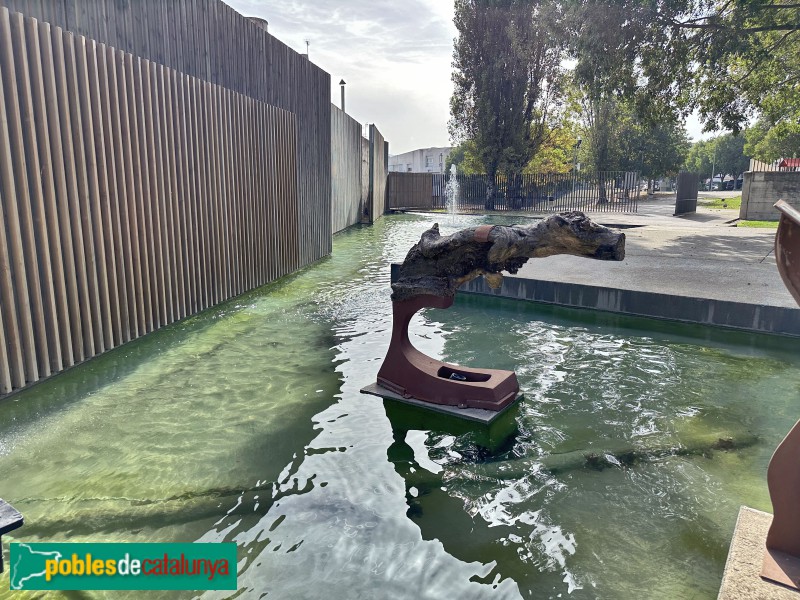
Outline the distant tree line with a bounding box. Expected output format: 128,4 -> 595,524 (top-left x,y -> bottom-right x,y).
449,0 -> 800,206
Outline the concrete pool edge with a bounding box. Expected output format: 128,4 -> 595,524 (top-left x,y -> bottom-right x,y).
457,275 -> 800,338
717,507 -> 799,600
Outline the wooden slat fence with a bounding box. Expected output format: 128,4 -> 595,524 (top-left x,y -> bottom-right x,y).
749,159 -> 780,172
0,8 -> 298,396
386,173 -> 443,210
331,105 -> 363,234
0,0 -> 332,264
365,124 -> 388,222
387,171 -> 640,213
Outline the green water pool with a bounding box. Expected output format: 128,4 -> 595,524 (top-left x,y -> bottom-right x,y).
1,213 -> 799,599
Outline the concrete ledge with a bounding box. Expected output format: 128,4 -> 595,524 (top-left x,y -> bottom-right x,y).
718,507 -> 798,600
459,276 -> 800,337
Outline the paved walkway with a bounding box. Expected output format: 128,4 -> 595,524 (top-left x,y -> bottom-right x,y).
460,195 -> 800,336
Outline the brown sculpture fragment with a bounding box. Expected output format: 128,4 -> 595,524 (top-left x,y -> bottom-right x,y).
762,199 -> 800,590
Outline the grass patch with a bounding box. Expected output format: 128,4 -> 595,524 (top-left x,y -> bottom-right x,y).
737,220 -> 779,228
699,196 -> 741,209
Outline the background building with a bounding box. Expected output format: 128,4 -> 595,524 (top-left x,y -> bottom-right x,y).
388,146 -> 452,173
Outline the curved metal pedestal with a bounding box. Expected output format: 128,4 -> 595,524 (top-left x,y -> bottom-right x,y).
762,200 -> 800,590
376,295 -> 519,411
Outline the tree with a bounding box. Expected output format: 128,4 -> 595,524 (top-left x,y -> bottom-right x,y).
684,139 -> 715,179
523,123 -> 578,173
715,134 -> 750,178
745,120 -> 800,163
566,0 -> 800,137
450,0 -> 566,208
575,86 -> 688,198
445,140 -> 485,175
683,133 -> 750,183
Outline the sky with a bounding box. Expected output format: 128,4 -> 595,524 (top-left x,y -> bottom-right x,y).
225,0 -> 711,155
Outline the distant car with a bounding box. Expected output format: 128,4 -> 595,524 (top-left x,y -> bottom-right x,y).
653,182 -> 660,192
736,177 -> 743,190
725,180 -> 735,191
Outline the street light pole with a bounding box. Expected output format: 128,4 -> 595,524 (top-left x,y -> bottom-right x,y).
572,137 -> 582,197
710,142 -> 718,191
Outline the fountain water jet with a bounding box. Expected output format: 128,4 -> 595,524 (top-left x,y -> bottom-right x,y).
445,164 -> 460,224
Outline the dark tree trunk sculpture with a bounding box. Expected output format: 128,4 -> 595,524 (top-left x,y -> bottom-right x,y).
377,212 -> 625,412
392,211 -> 625,302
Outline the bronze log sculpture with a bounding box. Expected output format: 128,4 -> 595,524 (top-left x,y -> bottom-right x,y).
376,212 -> 625,411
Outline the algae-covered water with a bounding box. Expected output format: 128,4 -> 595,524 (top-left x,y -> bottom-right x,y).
1,213 -> 799,599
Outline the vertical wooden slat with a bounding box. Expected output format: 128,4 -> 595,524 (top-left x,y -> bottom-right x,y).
171,73 -> 194,314
0,171 -> 26,390
226,87 -> 241,295
73,30 -> 114,353
267,105 -> 278,282
191,77 -> 207,310
103,44 -> 136,341
116,50 -> 146,336
232,87 -> 244,295
140,59 -> 169,328
241,95 -> 255,288
63,29 -> 106,355
175,73 -> 193,314
158,66 -> 180,319
207,82 -> 222,304
85,38 -> 122,348
173,73 -> 195,317
215,85 -> 231,299
54,26 -> 96,359
39,22 -> 85,364
12,13 -> 63,375
197,81 -> 218,306
26,17 -> 73,369
0,9 -> 44,381
126,54 -> 154,333
153,63 -> 177,325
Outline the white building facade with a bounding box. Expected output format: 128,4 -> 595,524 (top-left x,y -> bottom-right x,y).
388,146 -> 453,174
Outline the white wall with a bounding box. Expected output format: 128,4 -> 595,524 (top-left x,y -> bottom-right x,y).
388,146 -> 452,173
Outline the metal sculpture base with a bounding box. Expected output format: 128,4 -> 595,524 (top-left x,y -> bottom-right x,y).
762,418 -> 800,590
761,200 -> 800,590
0,498 -> 23,573
376,295 -> 520,412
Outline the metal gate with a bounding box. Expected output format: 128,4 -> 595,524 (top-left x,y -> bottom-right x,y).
387,171 -> 640,213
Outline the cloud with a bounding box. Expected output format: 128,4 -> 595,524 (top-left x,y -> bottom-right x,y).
225,0 -> 456,153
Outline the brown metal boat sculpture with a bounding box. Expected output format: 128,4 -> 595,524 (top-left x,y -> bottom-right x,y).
376,211 -> 626,411
762,199 -> 800,589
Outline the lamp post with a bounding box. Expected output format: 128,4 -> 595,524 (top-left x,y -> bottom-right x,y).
572,137 -> 582,197
339,79 -> 346,113
710,141 -> 718,191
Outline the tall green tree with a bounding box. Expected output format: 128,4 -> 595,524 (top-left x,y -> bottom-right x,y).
577,93 -> 689,186
745,120 -> 800,163
684,133 -> 750,183
566,0 -> 800,138
450,0 -> 566,208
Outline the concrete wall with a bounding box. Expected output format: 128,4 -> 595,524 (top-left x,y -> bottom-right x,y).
740,171 -> 800,220
331,105 -> 363,234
